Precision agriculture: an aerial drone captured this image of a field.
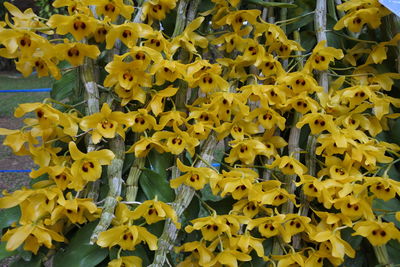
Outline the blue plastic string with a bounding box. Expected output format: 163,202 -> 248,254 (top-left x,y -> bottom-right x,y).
0,170 -> 31,173
0,88 -> 52,93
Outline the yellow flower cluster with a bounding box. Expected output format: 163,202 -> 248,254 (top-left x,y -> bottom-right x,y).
0,0 -> 399,266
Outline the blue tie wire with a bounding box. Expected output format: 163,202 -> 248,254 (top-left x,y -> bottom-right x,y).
0,88 -> 52,93
0,170 -> 31,173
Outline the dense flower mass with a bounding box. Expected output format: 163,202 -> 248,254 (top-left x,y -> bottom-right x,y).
0,0 -> 399,266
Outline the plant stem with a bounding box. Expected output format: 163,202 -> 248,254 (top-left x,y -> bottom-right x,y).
90,135 -> 125,243
125,157 -> 145,202
149,133 -> 218,267
81,57 -> 101,200
315,0 -> 329,92
133,0 -> 146,22
374,245 -> 393,267
172,0 -> 189,38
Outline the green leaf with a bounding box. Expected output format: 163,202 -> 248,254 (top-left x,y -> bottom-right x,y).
53,221 -> 108,267
299,30 -> 316,52
387,239 -> 400,265
245,0 -> 297,8
51,68 -> 78,102
122,152 -> 134,175
139,169 -> 175,202
286,12 -> 314,34
148,150 -> 173,180
0,206 -> 21,233
373,198 -> 400,228
0,242 -> 17,261
200,184 -> 222,202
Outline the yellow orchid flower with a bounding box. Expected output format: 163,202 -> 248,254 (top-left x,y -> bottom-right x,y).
1,221 -> 65,254
236,39 -> 266,67
285,92 -> 320,114
55,41 -> 100,66
204,249 -> 252,267
273,251 -> 306,267
108,256 -> 142,267
313,210 -> 353,228
353,220 -> 400,246
175,241 -> 214,266
30,165 -> 78,191
334,4 -> 390,33
104,53 -> 151,89
112,203 -> 136,226
343,42 -> 371,66
151,59 -> 186,85
46,192 -> 100,225
48,13 -> 97,41
127,109 -> 157,132
170,17 -> 208,55
69,141 -> 115,182
364,176 -> 400,201
0,127 -> 34,155
309,228 -> 355,260
215,115 -> 259,141
296,112 -> 337,135
147,86 -> 178,116
249,107 -> 286,131
3,2 -> 49,29
278,71 -> 323,94
16,52 -> 61,80
53,0 -> 92,15
219,175 -> 254,200
247,214 -> 286,238
187,109 -> 221,128
115,84 -> 147,106
170,158 -> 219,190
232,199 -> 260,218
206,91 -> 250,121
93,18 -> 111,43
131,198 -> 180,227
0,28 -> 49,58
268,39 -> 304,58
185,214 -> 248,241
144,36 -> 171,61
281,214 -> 312,243
213,9 -> 261,32
80,103 -> 132,144
267,156 -> 307,176
14,102 -> 66,140
258,54 -> 285,78
93,0 -> 135,22
249,182 -> 297,206
141,0 -> 177,25
225,138 -> 273,165
97,224 -> 158,250
333,195 -> 374,220
152,124 -> 199,156
210,27 -> 251,53
126,136 -> 167,157
156,110 -> 187,130
105,22 -> 154,49
129,46 -> 163,69
304,40 -> 344,72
